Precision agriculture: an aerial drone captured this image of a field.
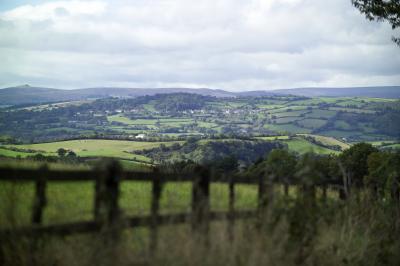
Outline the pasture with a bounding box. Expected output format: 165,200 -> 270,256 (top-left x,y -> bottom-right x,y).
298,134 -> 350,150
2,139 -> 182,161
283,137 -> 340,155
3,95 -> 397,145
0,180 -> 262,227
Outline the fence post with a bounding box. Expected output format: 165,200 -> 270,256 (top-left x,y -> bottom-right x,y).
339,185 -> 347,200
321,183 -> 327,203
228,174 -> 235,241
32,165 -> 48,225
150,168 -> 163,254
191,166 -> 210,236
31,165 -> 48,266
94,160 -> 121,238
257,173 -> 267,227
302,182 -> 316,209
284,182 -> 289,197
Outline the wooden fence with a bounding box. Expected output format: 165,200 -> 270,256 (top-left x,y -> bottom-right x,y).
0,161 -> 344,250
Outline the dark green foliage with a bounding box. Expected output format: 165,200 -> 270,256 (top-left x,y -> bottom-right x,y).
372,111 -> 400,138
366,150 -> 400,199
57,148 -> 67,157
152,93 -> 214,112
207,155 -> 239,174
295,153 -> 327,186
245,149 -> 297,185
339,143 -> 378,187
135,140 -> 284,166
352,0 -> 400,45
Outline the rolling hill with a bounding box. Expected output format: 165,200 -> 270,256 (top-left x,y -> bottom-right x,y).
1,84 -> 399,106
0,85 -> 235,105
273,86 -> 400,98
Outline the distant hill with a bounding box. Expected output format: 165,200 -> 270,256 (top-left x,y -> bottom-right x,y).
273,86 -> 400,98
0,84 -> 399,106
0,85 -> 235,105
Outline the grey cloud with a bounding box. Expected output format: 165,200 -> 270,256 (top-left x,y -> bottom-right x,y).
0,0 -> 399,90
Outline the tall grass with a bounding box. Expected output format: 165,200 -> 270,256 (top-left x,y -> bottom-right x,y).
1,185 -> 399,266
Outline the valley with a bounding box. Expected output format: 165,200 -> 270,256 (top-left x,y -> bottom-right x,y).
0,92 -> 399,168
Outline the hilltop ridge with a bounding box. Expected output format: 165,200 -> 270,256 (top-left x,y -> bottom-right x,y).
1,85 -> 399,106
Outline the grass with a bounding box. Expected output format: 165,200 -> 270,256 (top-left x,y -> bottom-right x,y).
367,140 -> 398,146
296,118 -> 327,129
275,117 -> 302,124
108,115 -> 194,127
298,134 -> 350,150
196,121 -> 219,128
256,136 -> 290,141
2,196 -> 399,266
273,110 -> 308,118
333,120 -> 353,130
384,143 -> 400,149
108,115 -> 142,125
318,130 -> 362,139
264,123 -> 312,134
283,138 -> 339,155
0,180 -> 259,227
1,157 -> 399,266
3,139 -> 182,161
0,147 -> 38,158
305,109 -> 337,119
328,107 -> 376,114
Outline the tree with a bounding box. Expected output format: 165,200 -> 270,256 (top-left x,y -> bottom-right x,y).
66,150 -> 77,157
366,150 -> 400,200
209,155 -> 239,176
265,149 -> 297,196
352,0 -> 400,45
339,143 -> 378,188
295,153 -> 326,189
57,148 -> 67,157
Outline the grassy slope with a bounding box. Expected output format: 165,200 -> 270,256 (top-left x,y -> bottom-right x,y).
298,134 -> 350,150
257,135 -> 339,154
2,139 -> 182,161
283,138 -> 339,155
108,115 -> 194,126
0,148 -> 38,158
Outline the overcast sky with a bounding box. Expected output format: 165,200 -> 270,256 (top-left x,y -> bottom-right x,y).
0,0 -> 399,91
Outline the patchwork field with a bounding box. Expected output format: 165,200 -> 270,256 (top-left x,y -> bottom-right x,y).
1,94 -> 398,154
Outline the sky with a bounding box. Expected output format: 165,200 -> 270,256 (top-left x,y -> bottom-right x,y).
0,0 -> 399,91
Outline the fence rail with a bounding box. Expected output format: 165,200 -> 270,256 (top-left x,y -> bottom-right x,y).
0,210 -> 257,238
0,162 -> 345,252
0,167 -> 342,185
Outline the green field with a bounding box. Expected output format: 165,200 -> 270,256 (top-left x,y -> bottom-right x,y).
264,123 -> 312,134
283,138 -> 339,155
0,147 -> 39,158
305,109 -> 337,119
275,116 -> 302,124
298,134 -> 350,150
297,118 -> 327,129
2,139 -> 182,161
257,135 -> 342,154
0,181 -> 260,227
108,115 -> 194,127
256,135 -> 290,141
3,94 -> 398,144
